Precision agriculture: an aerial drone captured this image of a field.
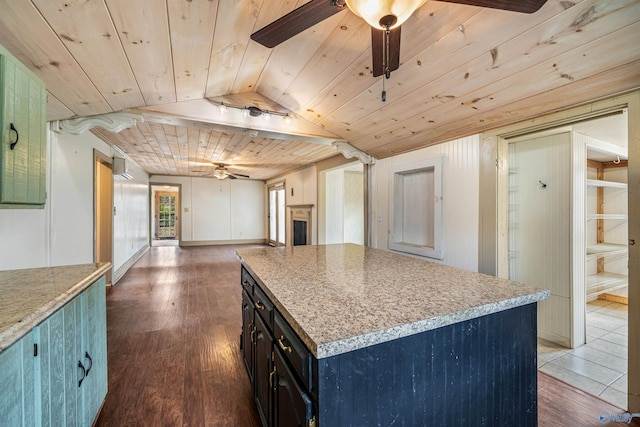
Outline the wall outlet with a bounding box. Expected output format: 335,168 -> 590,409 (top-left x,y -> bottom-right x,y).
377,213 -> 383,222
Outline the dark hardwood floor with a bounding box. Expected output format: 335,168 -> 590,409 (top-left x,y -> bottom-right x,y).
96,245 -> 637,427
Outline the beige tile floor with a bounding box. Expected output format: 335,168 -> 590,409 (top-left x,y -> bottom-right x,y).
538,299 -> 628,409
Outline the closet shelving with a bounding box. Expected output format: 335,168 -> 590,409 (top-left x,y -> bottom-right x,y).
585,145 -> 628,301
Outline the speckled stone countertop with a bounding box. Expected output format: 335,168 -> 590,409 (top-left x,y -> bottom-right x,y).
236,244 -> 549,359
0,263 -> 111,353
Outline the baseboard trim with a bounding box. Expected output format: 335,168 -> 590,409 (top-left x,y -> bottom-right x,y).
538,330 -> 571,349
112,244 -> 149,284
180,239 -> 267,247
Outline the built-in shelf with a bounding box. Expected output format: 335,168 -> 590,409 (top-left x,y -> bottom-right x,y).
586,179 -> 628,189
586,243 -> 628,261
587,213 -> 627,221
586,272 -> 628,299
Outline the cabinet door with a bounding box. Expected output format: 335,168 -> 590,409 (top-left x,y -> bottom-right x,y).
38,277 -> 108,426
241,289 -> 255,382
254,314 -> 273,427
0,330 -> 36,427
80,276 -> 108,426
0,52 -> 47,205
274,349 -> 314,427
38,298 -> 83,426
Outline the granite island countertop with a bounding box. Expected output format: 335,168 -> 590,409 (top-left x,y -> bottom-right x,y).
236,244 -> 549,359
0,263 -> 111,352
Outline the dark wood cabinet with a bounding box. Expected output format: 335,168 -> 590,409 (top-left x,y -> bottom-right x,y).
240,267 -> 316,427
241,290 -> 255,383
254,314 -> 273,427
273,349 -> 314,427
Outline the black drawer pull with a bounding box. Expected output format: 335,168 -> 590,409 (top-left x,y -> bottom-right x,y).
242,280 -> 252,288
9,123 -> 19,150
255,301 -> 265,310
278,336 -> 292,353
77,361 -> 86,387
84,351 -> 93,376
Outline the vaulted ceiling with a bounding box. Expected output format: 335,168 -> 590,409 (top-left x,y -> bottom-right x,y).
0,0 -> 638,180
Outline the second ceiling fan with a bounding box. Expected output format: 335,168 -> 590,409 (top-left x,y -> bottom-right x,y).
251,0 -> 547,82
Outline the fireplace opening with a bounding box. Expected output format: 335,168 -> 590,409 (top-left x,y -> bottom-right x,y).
289,204 -> 312,246
293,220 -> 307,246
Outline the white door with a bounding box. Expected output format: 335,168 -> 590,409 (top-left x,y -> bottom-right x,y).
268,185 -> 285,246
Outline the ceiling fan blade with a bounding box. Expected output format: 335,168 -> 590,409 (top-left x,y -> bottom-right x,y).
438,0 -> 546,14
371,27 -> 401,78
251,0 -> 346,48
231,173 -> 250,179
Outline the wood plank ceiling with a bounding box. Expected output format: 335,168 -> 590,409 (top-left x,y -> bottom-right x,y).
0,0 -> 638,180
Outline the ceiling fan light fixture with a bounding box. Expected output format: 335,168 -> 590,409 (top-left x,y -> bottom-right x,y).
283,114 -> 292,125
241,108 -> 250,118
212,168 -> 229,180
344,0 -> 427,29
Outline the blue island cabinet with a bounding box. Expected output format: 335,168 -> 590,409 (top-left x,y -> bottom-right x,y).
0,276 -> 107,427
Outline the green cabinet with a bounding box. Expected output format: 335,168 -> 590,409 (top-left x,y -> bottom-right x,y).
38,276 -> 108,426
0,44 -> 47,207
0,276 -> 107,427
0,330 -> 37,426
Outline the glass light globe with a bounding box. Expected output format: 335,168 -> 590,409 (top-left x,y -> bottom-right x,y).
345,0 -> 428,29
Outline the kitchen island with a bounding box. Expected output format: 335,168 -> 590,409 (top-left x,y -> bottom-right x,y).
236,244 -> 549,427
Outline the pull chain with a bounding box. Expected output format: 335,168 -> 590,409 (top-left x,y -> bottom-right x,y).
381,27 -> 390,102
382,75 -> 386,102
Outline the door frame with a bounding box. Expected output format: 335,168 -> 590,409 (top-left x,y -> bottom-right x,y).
154,190 -> 180,240
479,91 -> 639,412
94,150 -> 113,284
267,183 -> 285,246
149,183 -> 182,245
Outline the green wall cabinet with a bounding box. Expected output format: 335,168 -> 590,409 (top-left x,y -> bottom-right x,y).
0,44 -> 47,207
0,276 -> 108,427
0,330 -> 37,426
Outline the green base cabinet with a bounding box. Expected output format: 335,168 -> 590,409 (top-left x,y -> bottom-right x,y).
0,43 -> 47,207
38,276 -> 108,426
0,276 -> 108,427
0,330 -> 37,426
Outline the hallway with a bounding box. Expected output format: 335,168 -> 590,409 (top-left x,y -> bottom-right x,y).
96,245 -> 636,426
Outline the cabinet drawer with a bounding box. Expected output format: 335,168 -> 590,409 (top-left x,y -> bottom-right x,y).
274,312 -> 312,390
241,267 -> 255,297
253,285 -> 274,327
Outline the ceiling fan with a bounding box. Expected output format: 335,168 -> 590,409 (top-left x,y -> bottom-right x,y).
192,163 -> 250,180
251,0 -> 547,86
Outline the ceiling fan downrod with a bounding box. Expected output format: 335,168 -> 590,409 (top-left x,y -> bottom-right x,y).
380,16 -> 396,102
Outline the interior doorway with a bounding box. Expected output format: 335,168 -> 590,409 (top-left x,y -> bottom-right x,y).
150,184 -> 180,246
318,162 -> 365,245
505,112 -> 630,409
268,183 -> 285,246
94,151 -> 113,284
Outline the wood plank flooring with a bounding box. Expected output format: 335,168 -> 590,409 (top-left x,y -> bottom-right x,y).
96,245 -> 638,427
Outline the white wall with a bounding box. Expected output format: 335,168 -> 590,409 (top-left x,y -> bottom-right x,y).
267,165 -> 318,245
149,175 -> 265,244
0,126 -> 149,275
370,135 -> 480,272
